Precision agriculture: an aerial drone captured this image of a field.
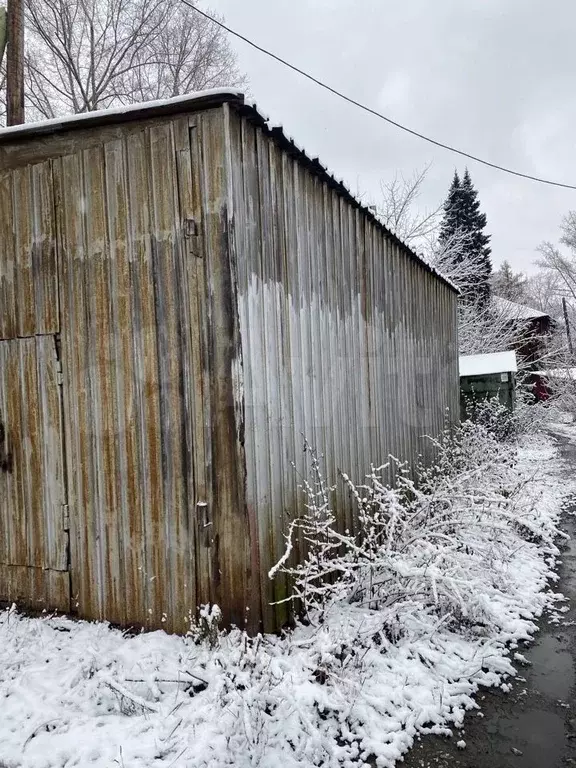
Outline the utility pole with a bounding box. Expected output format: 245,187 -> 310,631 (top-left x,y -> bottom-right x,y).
0,7 -> 7,69
6,0 -> 24,126
563,297 -> 574,358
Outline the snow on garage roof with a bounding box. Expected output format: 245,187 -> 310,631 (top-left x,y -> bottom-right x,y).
0,89 -> 245,142
459,350 -> 518,378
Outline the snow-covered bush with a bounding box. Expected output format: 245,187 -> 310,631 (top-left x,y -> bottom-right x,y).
272,417 -> 555,638
461,383 -> 558,442
187,604 -> 223,648
460,395 -> 517,441
513,386 -> 560,434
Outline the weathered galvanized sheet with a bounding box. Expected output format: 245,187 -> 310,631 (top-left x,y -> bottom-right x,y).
0,335 -> 69,611
0,97 -> 457,635
0,161 -> 59,340
227,110 -> 459,631
53,111 -> 250,632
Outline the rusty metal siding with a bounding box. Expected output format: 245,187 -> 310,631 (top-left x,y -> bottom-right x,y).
0,107 -> 251,632
226,110 -> 459,631
47,108 -> 250,632
54,122 -> 196,629
0,335 -> 69,610
0,162 -> 59,340
0,95 -> 457,635
207,106 -> 251,630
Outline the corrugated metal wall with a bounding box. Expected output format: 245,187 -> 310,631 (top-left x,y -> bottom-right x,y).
226,109 -> 459,631
0,108 -> 251,632
50,111 -> 249,631
0,336 -> 69,610
0,100 -> 457,634
0,161 -> 69,611
0,160 -> 59,338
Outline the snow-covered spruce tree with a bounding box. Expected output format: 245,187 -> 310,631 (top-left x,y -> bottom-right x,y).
438,169 -> 492,307
376,166 -> 528,356
438,171 -> 464,251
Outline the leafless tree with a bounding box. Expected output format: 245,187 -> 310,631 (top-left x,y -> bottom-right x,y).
411,215 -> 524,356
125,3 -> 245,102
523,271 -> 563,317
18,0 -> 245,121
426,229 -> 479,292
560,211 -> 576,251
542,340 -> 576,404
533,212 -> 576,358
536,241 -> 576,304
377,165 -> 442,247
536,212 -> 576,302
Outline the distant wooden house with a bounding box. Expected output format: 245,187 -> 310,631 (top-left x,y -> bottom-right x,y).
492,297 -> 553,368
0,90 -> 459,633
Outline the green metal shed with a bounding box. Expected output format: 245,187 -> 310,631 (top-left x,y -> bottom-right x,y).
459,350 -> 517,420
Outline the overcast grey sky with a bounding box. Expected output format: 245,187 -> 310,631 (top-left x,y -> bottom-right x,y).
210,0 -> 576,274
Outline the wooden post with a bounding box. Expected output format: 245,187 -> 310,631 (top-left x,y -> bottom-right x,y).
6,0 -> 24,126
563,297 -> 574,358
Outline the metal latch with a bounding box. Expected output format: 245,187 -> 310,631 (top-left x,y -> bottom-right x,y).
184,218 -> 202,257
184,218 -> 199,238
196,501 -> 211,547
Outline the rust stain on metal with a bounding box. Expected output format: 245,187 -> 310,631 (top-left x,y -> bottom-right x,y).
0,336 -> 69,611
0,162 -> 59,341
45,110 -> 251,632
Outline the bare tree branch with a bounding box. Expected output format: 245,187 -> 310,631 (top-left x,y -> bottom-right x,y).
536,239 -> 576,304
4,0 -> 245,123
524,271 -> 564,317
377,164 -> 442,247
0,62 -> 5,124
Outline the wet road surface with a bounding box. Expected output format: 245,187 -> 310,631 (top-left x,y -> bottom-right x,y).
401,433 -> 576,768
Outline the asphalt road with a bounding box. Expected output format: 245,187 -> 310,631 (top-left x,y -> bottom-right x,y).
401,433 -> 576,768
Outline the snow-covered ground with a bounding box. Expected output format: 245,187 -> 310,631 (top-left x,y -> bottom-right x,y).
0,425 -> 574,768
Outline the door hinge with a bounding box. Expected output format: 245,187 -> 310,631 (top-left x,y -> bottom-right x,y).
55,361 -> 64,387
62,504 -> 70,531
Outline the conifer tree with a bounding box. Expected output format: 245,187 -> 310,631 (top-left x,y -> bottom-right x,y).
439,169 -> 492,306
439,170 -> 463,246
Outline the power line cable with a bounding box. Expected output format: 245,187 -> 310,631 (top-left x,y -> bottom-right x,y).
183,0 -> 576,191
